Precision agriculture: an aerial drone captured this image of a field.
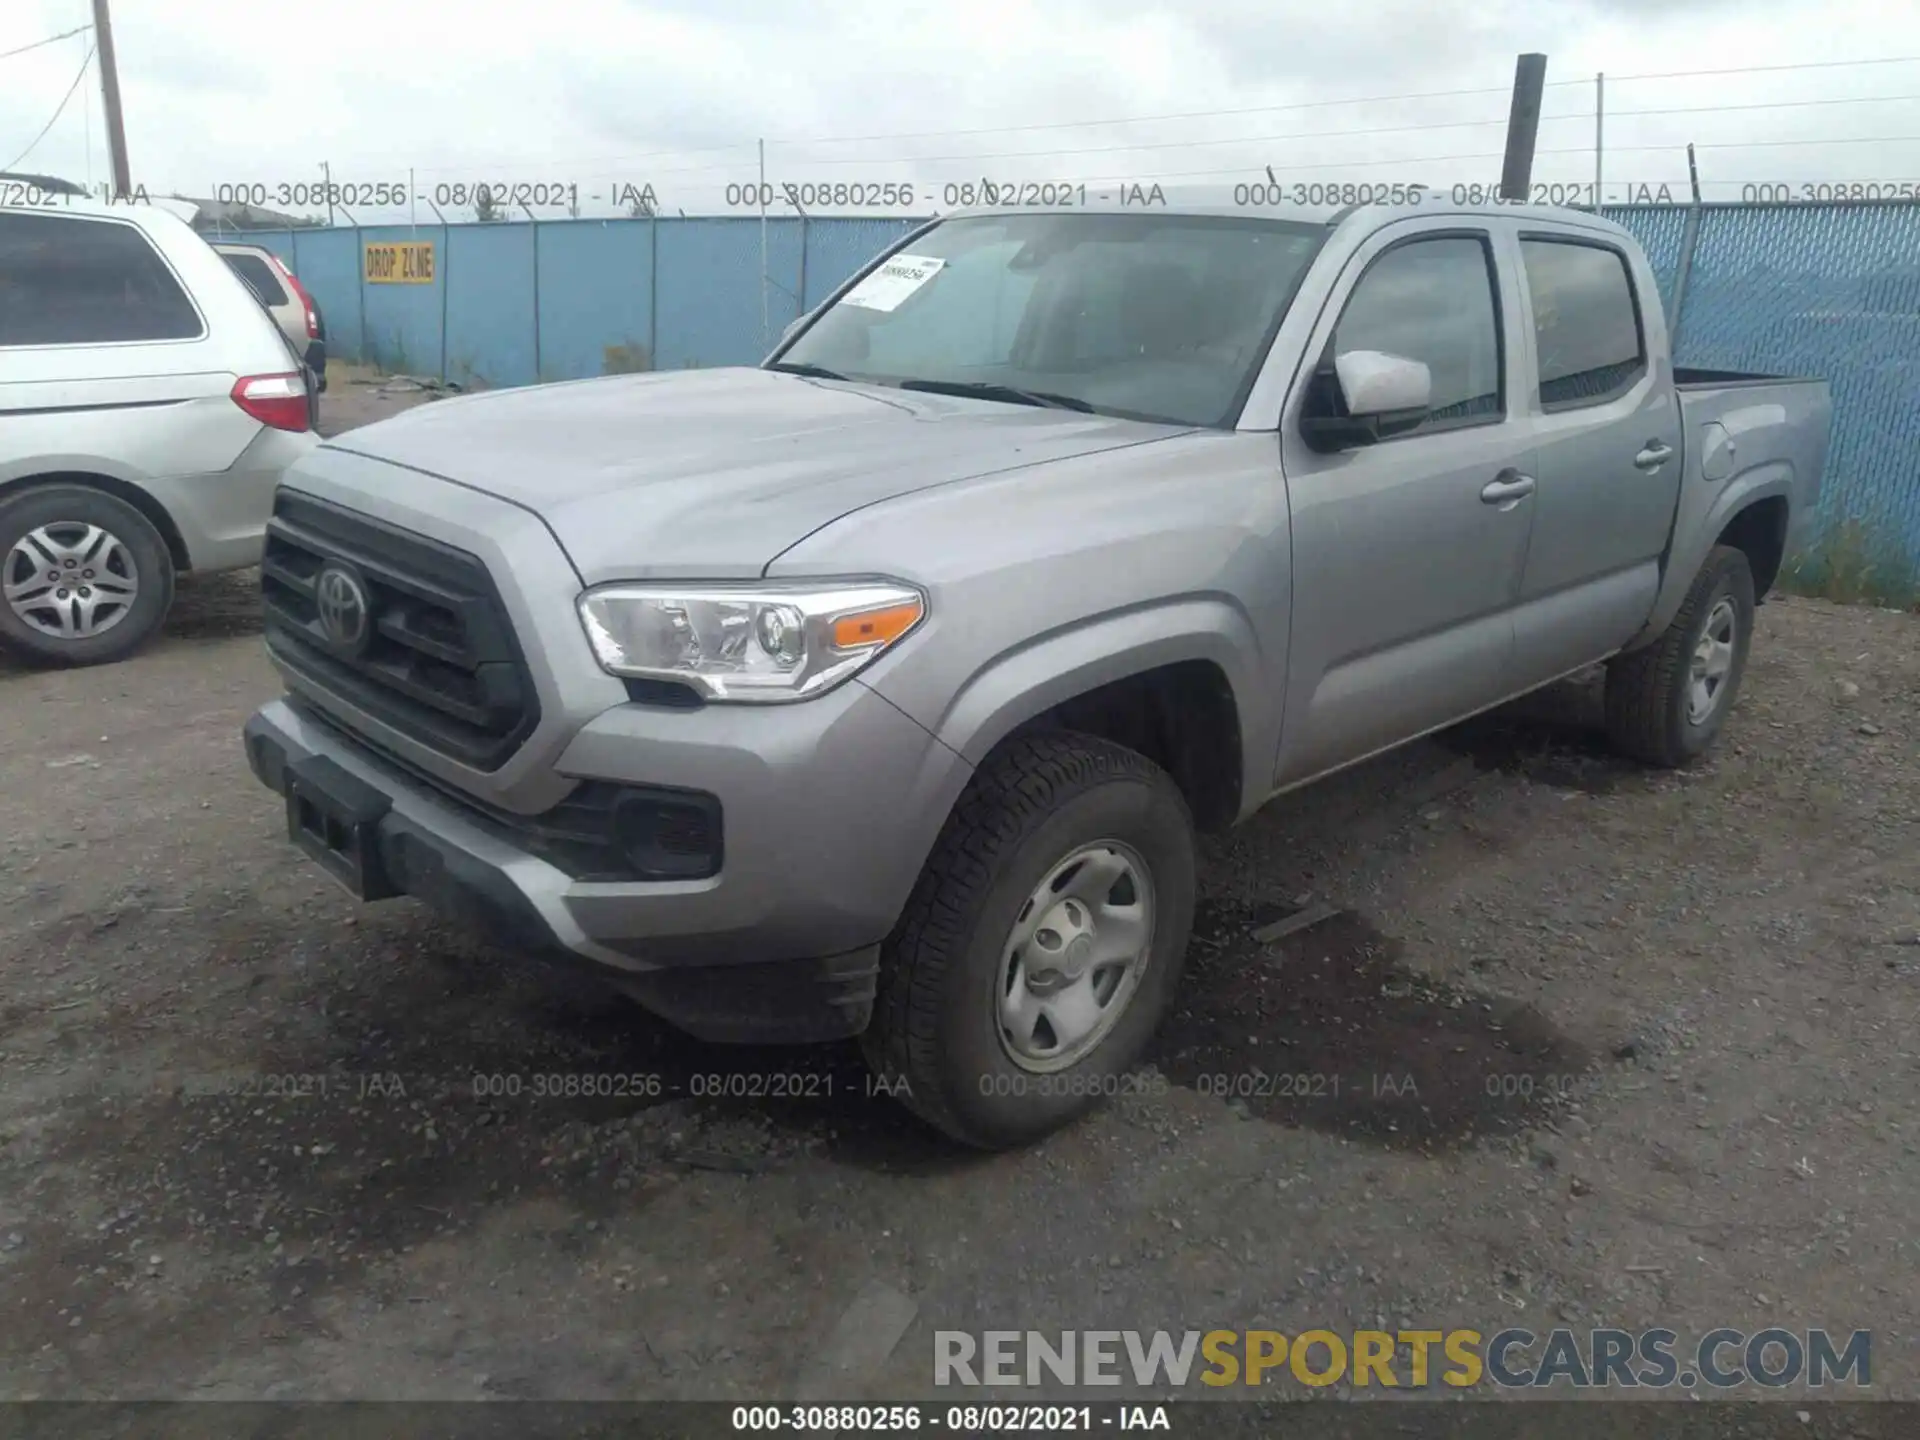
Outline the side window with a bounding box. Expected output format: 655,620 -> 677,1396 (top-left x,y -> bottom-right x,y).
0,212 -> 203,346
1330,235 -> 1503,433
1519,239 -> 1645,408
222,253 -> 288,307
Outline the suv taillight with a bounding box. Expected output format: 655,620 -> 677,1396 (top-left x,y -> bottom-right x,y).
232,372 -> 310,432
268,254 -> 320,339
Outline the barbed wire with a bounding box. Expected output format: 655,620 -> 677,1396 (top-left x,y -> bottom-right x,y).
0,24 -> 89,63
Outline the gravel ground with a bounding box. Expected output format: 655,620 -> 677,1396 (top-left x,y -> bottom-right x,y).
0,456 -> 1916,1404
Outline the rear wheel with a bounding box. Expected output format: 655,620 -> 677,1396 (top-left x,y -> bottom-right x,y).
861,732 -> 1196,1150
0,485 -> 174,668
1604,544 -> 1755,767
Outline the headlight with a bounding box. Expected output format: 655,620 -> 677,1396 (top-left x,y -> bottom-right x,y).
577,581 -> 926,702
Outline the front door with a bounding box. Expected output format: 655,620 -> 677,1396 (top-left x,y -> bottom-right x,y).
1274,221 -> 1539,787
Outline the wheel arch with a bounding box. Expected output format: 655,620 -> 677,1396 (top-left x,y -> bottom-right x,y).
0,470 -> 192,572
927,598 -> 1262,833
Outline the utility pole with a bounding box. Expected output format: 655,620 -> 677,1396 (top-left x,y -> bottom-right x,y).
322,161 -> 336,226
1594,72 -> 1605,207
90,0 -> 131,198
1499,52 -> 1549,202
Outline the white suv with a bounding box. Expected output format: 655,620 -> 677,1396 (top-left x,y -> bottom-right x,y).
0,198 -> 319,666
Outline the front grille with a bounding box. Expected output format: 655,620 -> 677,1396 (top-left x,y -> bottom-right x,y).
262,491 -> 539,771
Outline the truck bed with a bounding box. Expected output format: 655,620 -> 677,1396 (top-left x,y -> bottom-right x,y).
1650,373 -> 1832,630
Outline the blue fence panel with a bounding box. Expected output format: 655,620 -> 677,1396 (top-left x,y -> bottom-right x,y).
533,219 -> 656,380
1600,204 -> 1692,316
653,218 -> 805,369
1671,203 -> 1920,560
355,224 -> 448,378
443,222 -> 538,387
282,228 -> 365,363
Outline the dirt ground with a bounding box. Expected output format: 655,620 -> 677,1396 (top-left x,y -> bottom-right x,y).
1,414 -> 1917,1402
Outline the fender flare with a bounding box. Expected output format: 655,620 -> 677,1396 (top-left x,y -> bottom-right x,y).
929,595 -> 1267,787
1630,464 -> 1794,648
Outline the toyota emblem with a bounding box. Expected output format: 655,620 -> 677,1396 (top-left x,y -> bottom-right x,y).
315,563 -> 371,653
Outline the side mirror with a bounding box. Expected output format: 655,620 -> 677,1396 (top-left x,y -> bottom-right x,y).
1301,349 -> 1432,453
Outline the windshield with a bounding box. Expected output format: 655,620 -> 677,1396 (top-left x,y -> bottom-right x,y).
772,212 -> 1328,427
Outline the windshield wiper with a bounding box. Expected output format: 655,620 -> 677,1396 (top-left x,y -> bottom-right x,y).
896,379 -> 1095,413
765,361 -> 853,381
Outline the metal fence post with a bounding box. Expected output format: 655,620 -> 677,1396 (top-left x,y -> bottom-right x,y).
648,214 -> 659,369
353,225 -> 367,368
798,213 -> 810,312
531,218 -> 542,383
439,222 -> 450,382
1669,202 -> 1704,355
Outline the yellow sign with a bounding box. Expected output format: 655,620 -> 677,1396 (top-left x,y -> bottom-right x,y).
364,241 -> 435,284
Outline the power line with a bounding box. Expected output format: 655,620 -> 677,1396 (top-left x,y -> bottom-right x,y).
3,41 -> 95,171
1596,54 -> 1920,87
331,55 -> 1920,177
0,24 -> 89,61
1540,91 -> 1920,126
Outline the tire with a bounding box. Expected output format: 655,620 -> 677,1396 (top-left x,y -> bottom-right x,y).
861,731 -> 1196,1150
1604,544 -> 1755,768
0,485 -> 175,668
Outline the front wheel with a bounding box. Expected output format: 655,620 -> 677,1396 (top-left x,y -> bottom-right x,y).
0,485 -> 175,667
861,732 -> 1196,1150
1604,544 -> 1755,767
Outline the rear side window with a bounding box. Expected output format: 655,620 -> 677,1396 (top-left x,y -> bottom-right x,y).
1332,234 -> 1504,432
222,252 -> 288,307
1519,239 -> 1645,408
0,212 -> 204,346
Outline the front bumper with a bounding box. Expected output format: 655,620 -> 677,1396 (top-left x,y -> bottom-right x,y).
243,684 -> 971,1044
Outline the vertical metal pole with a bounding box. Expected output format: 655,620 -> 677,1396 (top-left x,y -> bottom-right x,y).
1687,143 -> 1703,204
1499,53 -> 1550,202
89,0 -> 131,197
798,213 -> 810,313
1670,193 -> 1704,354
439,223 -> 450,382
1594,72 -> 1605,207
531,218 -> 542,382
647,213 -> 658,369
758,138 -> 770,347
322,161 -> 335,227
355,225 -> 368,367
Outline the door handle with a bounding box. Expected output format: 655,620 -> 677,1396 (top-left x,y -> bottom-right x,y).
1480,472 -> 1536,508
1634,440 -> 1674,471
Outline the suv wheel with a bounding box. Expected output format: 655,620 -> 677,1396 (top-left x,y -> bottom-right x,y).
0,486 -> 175,668
1603,543 -> 1755,768
862,732 -> 1196,1149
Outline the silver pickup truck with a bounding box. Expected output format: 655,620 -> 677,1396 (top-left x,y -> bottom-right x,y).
243,193 -> 1830,1148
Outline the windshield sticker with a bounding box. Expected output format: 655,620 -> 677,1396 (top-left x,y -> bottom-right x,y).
839,254 -> 946,312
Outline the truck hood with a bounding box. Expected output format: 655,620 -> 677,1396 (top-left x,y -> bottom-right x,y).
321,366 -> 1195,584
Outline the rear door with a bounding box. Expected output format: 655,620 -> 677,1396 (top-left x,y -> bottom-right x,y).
1507,231 -> 1683,687
0,210 -> 263,487
1275,218 -> 1540,786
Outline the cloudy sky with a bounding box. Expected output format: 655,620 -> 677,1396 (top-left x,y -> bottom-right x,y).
2,0 -> 1915,220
